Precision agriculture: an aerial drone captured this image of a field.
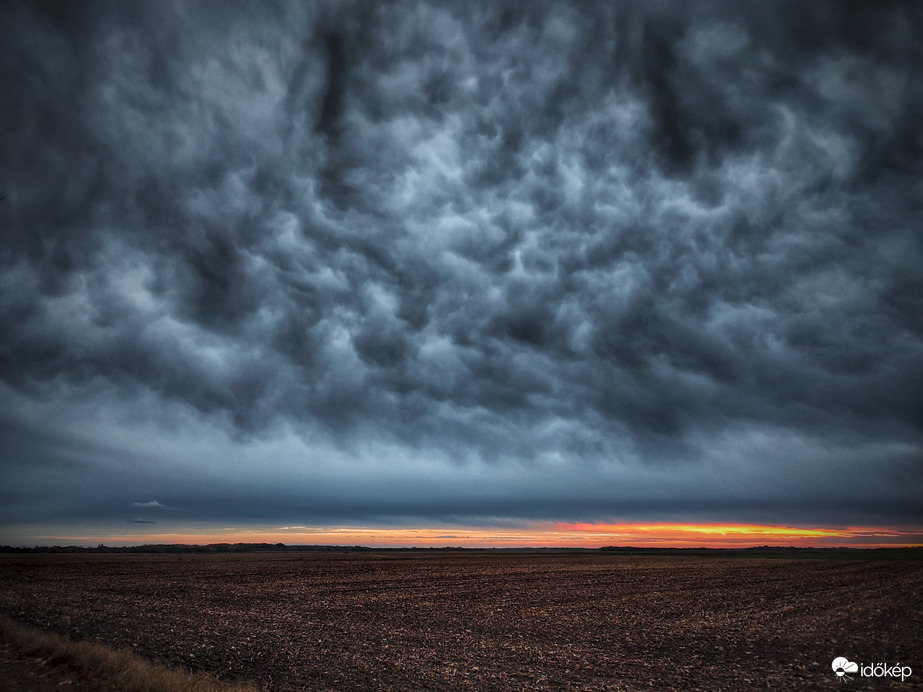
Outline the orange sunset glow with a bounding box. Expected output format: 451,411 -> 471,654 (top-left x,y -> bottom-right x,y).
26,522 -> 923,550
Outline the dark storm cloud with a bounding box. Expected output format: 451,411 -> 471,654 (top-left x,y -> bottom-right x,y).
1,1 -> 921,532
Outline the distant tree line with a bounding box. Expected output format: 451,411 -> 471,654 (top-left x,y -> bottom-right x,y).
0,543 -> 504,554
0,543 -> 375,554
2,544 -> 918,558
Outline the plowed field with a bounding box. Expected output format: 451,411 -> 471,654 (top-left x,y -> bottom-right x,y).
0,553 -> 919,690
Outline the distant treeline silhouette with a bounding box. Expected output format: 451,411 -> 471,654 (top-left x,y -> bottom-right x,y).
1,544 -> 919,558
0,543 -> 374,554
0,543 -> 516,554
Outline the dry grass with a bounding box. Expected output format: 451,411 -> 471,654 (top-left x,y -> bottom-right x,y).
0,614 -> 260,692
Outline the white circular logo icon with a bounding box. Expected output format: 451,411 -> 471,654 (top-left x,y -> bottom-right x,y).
832,657 -> 858,680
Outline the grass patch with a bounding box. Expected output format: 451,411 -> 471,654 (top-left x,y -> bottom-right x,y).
0,614 -> 260,692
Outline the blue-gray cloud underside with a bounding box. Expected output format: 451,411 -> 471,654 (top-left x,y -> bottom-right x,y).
1,1 -> 921,532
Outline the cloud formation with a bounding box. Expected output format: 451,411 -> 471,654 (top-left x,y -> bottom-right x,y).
130,501 -> 167,509
1,1 -> 921,538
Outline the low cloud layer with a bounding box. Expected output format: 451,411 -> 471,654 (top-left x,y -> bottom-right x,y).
1,1 -> 921,538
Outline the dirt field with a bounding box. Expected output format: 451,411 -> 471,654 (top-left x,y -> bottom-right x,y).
0,552 -> 919,690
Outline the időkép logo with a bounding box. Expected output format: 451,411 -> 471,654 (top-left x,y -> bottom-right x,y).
832,657 -> 912,683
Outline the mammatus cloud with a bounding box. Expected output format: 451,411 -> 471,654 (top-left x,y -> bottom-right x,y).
0,1 -> 921,537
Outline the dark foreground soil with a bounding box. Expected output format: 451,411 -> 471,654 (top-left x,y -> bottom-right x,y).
0,552 -> 920,691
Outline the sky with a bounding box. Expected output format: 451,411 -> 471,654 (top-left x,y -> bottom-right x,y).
1,1 -> 922,548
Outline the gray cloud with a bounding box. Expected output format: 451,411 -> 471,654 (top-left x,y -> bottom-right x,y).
130,501 -> 167,509
1,1 -> 921,537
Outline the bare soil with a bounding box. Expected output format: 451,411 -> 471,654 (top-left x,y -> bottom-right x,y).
0,552 -> 920,690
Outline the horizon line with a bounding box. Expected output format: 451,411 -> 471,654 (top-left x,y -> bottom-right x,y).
4,541 -> 922,552
5,521 -> 922,551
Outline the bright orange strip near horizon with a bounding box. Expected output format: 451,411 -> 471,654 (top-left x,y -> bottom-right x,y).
23,522 -> 923,549
561,523 -> 853,538
549,522 -> 919,547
